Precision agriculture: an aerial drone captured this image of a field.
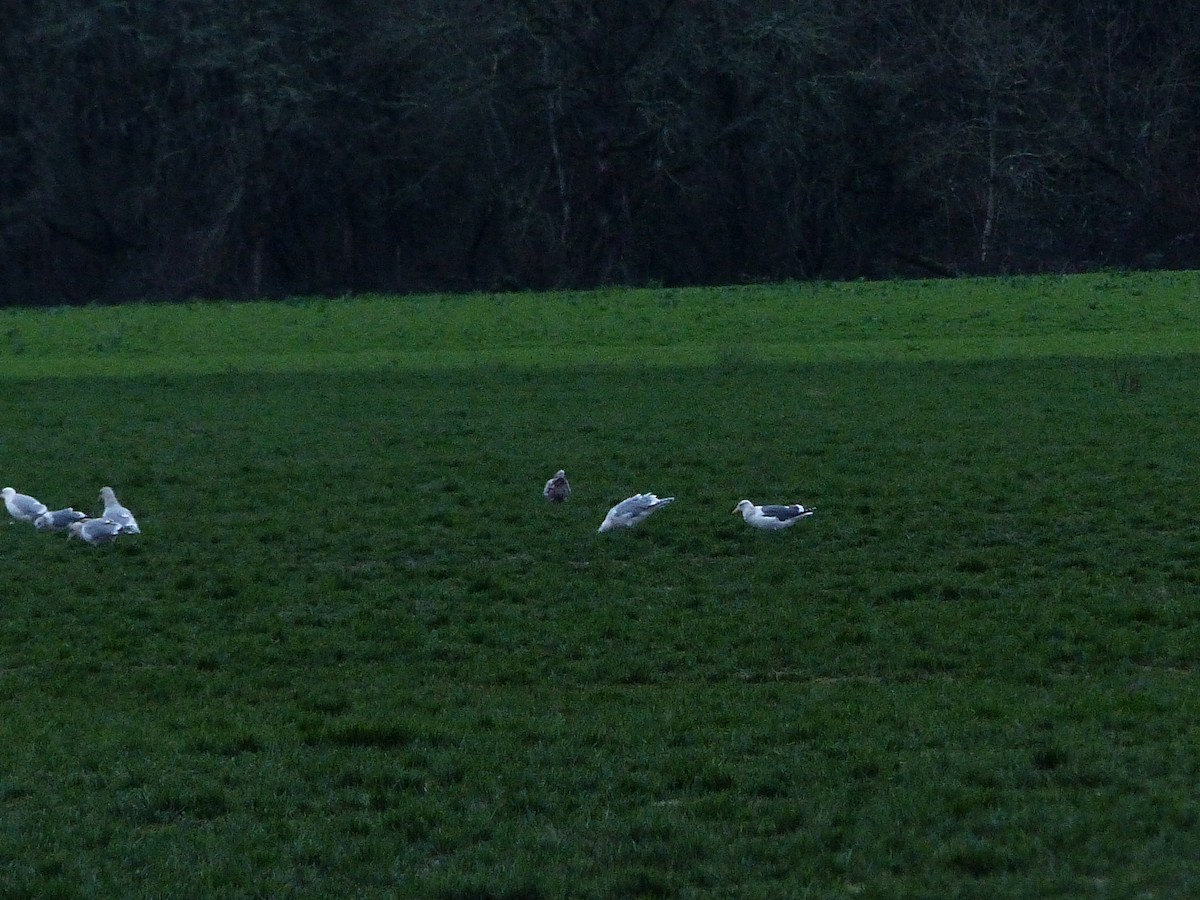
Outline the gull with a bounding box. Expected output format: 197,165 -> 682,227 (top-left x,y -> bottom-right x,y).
34,508 -> 88,532
99,486 -> 140,534
598,493 -> 675,532
3,487 -> 48,524
68,518 -> 124,546
734,499 -> 815,531
543,469 -> 571,503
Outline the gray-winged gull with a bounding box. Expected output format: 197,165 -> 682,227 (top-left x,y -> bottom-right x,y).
3,487 -> 48,524
734,499 -> 815,531
99,487 -> 140,534
35,508 -> 88,531
543,469 -> 571,503
68,518 -> 124,546
598,493 -> 675,532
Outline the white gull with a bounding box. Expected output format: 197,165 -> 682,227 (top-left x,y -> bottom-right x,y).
68,518 -> 124,546
35,508 -> 88,531
598,493 -> 675,532
99,486 -> 140,534
3,487 -> 48,524
734,499 -> 815,531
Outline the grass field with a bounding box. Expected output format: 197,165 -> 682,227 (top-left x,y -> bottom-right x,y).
2,272 -> 1199,897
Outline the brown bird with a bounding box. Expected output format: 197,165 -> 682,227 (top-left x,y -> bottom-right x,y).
543,469 -> 571,503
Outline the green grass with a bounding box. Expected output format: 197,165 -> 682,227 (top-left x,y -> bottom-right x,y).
1,270 -> 1199,377
1,273 -> 1200,897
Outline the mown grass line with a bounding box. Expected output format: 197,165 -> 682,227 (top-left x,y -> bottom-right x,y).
3,329 -> 1200,380
1,270 -> 1198,378
1,279 -> 1198,896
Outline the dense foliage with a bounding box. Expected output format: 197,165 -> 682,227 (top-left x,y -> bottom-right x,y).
3,0 -> 1198,304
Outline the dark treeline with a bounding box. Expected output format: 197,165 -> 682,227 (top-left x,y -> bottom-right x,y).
2,0 -> 1198,305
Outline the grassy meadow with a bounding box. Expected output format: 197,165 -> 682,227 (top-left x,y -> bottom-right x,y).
1,271 -> 1199,897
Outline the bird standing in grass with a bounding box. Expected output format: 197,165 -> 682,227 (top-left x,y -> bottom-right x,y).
734,499 -> 815,531
3,487 -> 48,524
68,518 -> 124,546
543,469 -> 571,503
34,508 -> 88,531
598,493 -> 675,532
99,486 -> 140,534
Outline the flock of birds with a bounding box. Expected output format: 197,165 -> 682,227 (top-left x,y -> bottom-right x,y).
542,469 -> 816,532
7,473 -> 808,546
3,486 -> 140,545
